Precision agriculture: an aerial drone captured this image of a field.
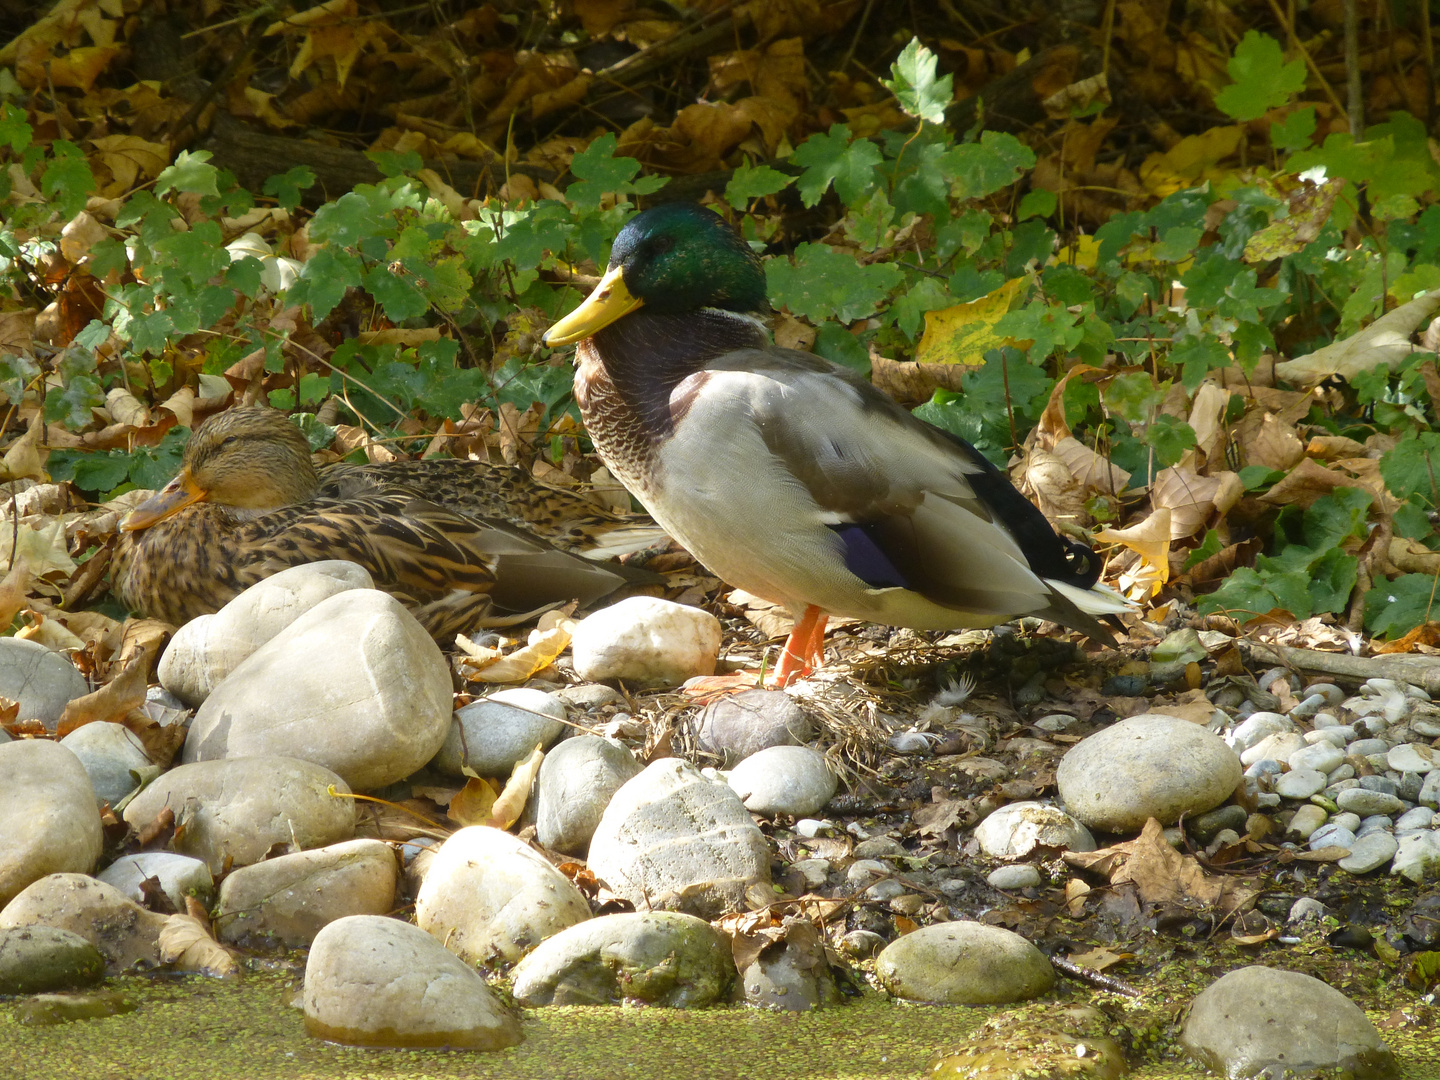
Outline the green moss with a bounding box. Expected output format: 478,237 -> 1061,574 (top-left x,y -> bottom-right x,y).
0,974 -> 1434,1080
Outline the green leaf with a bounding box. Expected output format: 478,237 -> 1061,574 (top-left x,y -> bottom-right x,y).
263,166 -> 316,211
1104,371 -> 1164,424
939,132 -> 1035,201
890,277 -> 951,341
812,322 -> 870,375
883,38 -> 952,125
0,102 -> 31,153
1306,547 -> 1359,614
565,133 -> 667,212
1364,574 -> 1439,638
155,150 -> 219,197
766,243 -> 902,323
1172,338 -> 1231,392
40,142 -> 95,219
1018,189 -> 1056,220
1214,31 -> 1307,122
1183,529 -> 1223,571
364,264 -> 429,321
43,373 -> 104,428
1394,501 -> 1434,540
1271,107 -> 1316,151
1197,566 -> 1312,620
724,162 -> 793,208
1381,432 -> 1440,503
1142,414 -> 1198,468
1302,486 -> 1372,549
790,125 -> 882,208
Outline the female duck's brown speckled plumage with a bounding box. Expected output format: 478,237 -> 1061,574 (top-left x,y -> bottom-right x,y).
112,406 -> 665,641
543,202 -> 1132,685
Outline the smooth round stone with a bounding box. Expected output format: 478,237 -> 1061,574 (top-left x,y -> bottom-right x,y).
846,859 -> 888,885
587,758 -> 771,920
1244,759 -> 1282,780
839,930 -> 887,959
853,836 -> 906,859
1421,770 -> 1440,806
550,683 -> 625,710
122,756 -> 356,872
535,736 -> 643,856
793,818 -> 833,838
1336,788 -> 1404,816
510,911 -> 735,1007
1349,738 -> 1390,757
865,879 -> 907,902
974,801 -> 1095,858
1333,812 -> 1363,832
788,859 -> 830,888
986,864 -> 1042,890
1056,714 -> 1243,832
1288,897 -> 1330,925
1240,731 -> 1306,767
158,561 -> 376,706
1338,832 -> 1399,874
741,920 -> 843,1011
1395,807 -> 1435,832
216,839 -> 398,947
0,874 -> 167,972
1230,711 -> 1292,751
1391,831 -> 1440,883
1357,814 -> 1394,836
1306,683 -> 1345,706
691,688 -> 814,765
304,915 -> 522,1050
1304,727 -> 1349,748
875,922 -> 1054,1004
415,826 -> 591,967
183,590 -> 453,791
96,853 -> 213,910
0,637 -> 89,728
1329,764 -> 1356,783
58,722 -> 152,807
1288,804 -> 1331,840
0,741 -> 103,908
1311,823 -> 1356,851
1289,743 -> 1346,775
434,688 -> 567,778
1289,694 -> 1326,719
1358,775 -> 1399,796
0,926 -> 105,994
724,745 -> 837,817
1413,716 -> 1440,738
1181,966 -> 1397,1079
1274,769 -> 1327,800
1387,743 -> 1436,774
570,596 -> 721,687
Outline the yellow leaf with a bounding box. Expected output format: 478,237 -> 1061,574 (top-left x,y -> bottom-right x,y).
1139,126 -> 1243,198
914,277 -> 1027,367
1095,508 -> 1172,598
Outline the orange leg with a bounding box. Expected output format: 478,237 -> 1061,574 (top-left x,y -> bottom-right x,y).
771,606 -> 828,688
681,606 -> 830,700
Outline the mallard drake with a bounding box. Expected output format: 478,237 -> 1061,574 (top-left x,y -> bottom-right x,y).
543,202 -> 1130,684
112,406 -> 664,641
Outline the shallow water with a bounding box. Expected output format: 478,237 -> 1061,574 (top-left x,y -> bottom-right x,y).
2,973 -> 1435,1080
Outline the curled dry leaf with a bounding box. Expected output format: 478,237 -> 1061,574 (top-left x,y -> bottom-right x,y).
55,651 -> 149,736
1258,458 -> 1374,511
1187,382 -> 1231,463
0,418 -> 47,482
458,608 -> 575,683
1094,508 -> 1171,598
158,913 -> 239,978
1151,466 -> 1243,539
1050,435 -> 1130,495
1237,411 -> 1304,472
487,743 -> 544,830
1276,289 -> 1440,384
448,776 -> 498,827
1023,446 -> 1087,524
104,386 -> 150,428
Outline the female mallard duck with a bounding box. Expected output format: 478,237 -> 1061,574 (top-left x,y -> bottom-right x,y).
543,202 -> 1129,684
112,406 -> 664,641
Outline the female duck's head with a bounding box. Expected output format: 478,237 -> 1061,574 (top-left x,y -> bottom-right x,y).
544,202 -> 767,345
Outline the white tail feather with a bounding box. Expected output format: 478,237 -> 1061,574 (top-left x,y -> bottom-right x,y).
1046,578 -> 1135,616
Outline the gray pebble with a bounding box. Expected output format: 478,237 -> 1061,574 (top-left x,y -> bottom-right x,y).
986,864 -> 1042,890
1337,831 -> 1398,874
1275,769 -> 1326,800
1310,823 -> 1355,850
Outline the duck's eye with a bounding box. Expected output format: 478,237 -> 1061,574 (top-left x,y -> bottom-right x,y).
219,435 -> 239,448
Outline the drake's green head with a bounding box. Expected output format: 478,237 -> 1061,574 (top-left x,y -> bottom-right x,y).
544,202 -> 766,346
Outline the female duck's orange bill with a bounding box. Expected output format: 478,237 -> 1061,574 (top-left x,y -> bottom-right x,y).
120,468 -> 207,532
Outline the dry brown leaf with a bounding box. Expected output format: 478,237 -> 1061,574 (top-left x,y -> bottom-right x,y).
1277,289 -> 1440,383
457,610 -> 575,683
1151,466 -> 1243,539
0,417 -> 47,482
1238,411 -> 1305,471
1187,382 -> 1231,462
487,743 -> 544,830
1023,447 -> 1087,523
1258,458 -> 1369,511
447,776 -> 499,826
1095,508 -> 1171,596
55,652 -> 148,735
158,913 -> 239,977
1050,436 -> 1131,494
